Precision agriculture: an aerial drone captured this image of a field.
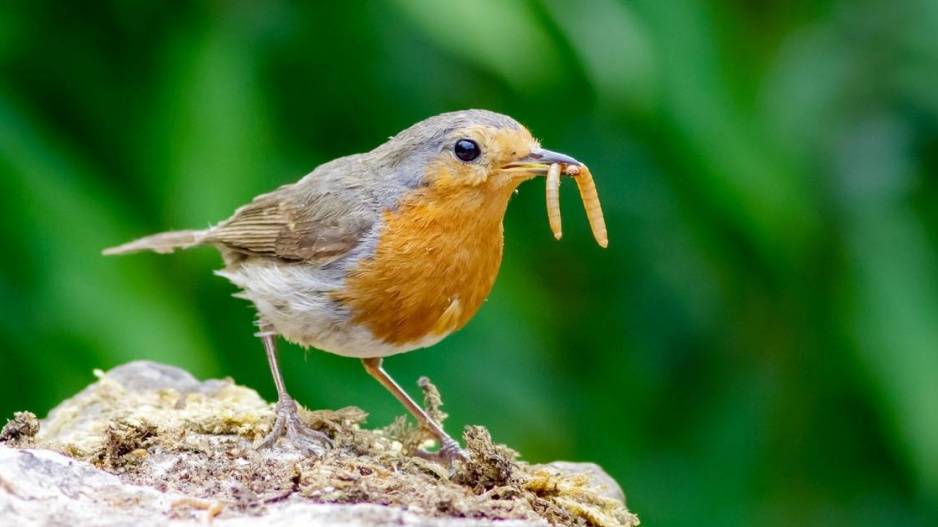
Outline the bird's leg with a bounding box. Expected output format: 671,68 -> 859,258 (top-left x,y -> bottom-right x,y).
362,358 -> 468,465
256,329 -> 333,455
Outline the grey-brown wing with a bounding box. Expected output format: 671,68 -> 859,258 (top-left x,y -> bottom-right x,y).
205,180 -> 375,264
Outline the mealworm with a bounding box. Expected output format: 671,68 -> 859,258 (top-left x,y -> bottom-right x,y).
546,163 -> 563,240
568,165 -> 608,248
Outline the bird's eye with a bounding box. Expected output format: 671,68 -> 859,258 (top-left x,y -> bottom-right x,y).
454,139 -> 480,162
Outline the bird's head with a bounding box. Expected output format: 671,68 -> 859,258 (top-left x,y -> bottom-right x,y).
376,109 -> 581,194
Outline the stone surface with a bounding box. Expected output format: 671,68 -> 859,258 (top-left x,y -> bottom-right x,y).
0,447 -> 536,526
0,361 -> 638,526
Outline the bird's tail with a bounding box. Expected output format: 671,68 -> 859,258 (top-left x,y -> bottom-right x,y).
102,229 -> 208,256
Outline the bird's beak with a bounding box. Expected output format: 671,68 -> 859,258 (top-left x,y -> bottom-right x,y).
502,147 -> 582,175
520,147 -> 582,167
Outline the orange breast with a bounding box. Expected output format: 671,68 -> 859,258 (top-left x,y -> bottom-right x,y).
335,184 -> 515,346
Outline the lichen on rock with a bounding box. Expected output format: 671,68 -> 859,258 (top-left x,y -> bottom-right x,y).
1,361 -> 638,526
0,411 -> 40,446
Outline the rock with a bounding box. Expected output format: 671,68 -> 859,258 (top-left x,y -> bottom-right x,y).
0,361 -> 638,526
539,462 -> 626,504
0,447 -> 540,527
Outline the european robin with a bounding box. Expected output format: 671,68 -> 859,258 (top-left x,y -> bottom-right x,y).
104,110 -> 589,464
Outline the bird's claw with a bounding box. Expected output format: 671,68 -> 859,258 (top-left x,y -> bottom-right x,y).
416,435 -> 470,469
257,396 -> 334,456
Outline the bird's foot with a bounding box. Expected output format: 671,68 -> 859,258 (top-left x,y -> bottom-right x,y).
257,396 -> 334,456
417,434 -> 470,469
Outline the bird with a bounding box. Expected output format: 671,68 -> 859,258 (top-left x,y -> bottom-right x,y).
104,109 -> 586,464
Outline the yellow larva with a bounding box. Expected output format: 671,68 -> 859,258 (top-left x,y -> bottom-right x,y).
566,164 -> 608,248
546,163 -> 563,240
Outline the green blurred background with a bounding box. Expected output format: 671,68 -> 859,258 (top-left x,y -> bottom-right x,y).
1,1 -> 937,525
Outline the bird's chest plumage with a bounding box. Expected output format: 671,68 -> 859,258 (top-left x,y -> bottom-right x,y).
336,185 -> 510,346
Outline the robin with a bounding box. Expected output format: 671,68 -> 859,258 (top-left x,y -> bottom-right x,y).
104,109 -> 587,464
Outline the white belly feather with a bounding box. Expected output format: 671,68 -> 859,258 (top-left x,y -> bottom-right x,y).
216,262 -> 448,358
